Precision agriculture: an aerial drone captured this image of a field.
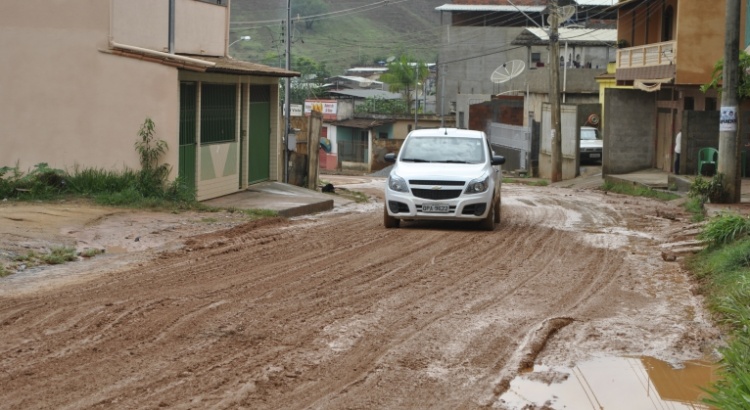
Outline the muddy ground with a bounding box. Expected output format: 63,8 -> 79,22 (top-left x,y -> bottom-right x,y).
0,177 -> 721,409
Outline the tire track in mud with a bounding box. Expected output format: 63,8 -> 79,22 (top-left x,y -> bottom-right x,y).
0,182 -> 703,409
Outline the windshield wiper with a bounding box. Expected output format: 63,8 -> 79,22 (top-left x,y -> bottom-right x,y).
401,158 -> 430,162
442,160 -> 469,164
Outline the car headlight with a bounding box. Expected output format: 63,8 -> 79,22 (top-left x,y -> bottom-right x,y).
388,174 -> 409,193
465,175 -> 490,194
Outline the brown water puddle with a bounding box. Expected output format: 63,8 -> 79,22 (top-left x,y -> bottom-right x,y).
499,356 -> 718,409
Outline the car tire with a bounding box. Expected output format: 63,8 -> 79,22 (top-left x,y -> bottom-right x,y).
479,201 -> 495,231
494,195 -> 501,224
384,205 -> 400,228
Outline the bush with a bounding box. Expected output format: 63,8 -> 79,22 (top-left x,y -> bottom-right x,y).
689,174 -> 728,205
699,213 -> 750,247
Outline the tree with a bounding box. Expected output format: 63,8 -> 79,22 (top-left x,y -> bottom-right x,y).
380,56 -> 429,115
291,0 -> 327,30
701,50 -> 750,98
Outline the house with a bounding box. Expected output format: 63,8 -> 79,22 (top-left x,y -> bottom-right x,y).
605,0 -> 747,176
0,0 -> 298,201
435,0 -> 617,127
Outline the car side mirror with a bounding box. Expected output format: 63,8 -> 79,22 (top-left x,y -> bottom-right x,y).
491,155 -> 505,166
384,152 -> 397,163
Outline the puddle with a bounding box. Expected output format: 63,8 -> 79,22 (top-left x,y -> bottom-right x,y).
499,356 -> 718,409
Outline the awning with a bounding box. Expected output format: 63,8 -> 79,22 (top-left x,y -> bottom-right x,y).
634,77 -> 673,92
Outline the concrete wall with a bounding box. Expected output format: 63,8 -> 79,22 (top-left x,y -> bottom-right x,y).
371,139 -> 404,172
603,89 -> 656,175
0,0 -> 179,175
439,26 -> 527,115
112,0 -> 226,56
681,110 -> 719,175
526,67 -> 604,94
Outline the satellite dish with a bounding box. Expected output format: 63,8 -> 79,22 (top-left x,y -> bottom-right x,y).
386,56 -> 396,63
547,5 -> 576,25
490,60 -> 526,84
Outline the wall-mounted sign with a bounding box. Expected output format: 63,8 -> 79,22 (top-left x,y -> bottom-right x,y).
290,104 -> 303,117
305,99 -> 338,120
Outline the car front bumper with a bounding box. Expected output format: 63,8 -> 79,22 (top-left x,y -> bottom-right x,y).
385,189 -> 494,221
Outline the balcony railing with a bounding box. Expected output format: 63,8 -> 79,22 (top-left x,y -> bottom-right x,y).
616,40 -> 676,69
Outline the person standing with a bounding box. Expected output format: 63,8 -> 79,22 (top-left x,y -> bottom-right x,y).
674,130 -> 682,174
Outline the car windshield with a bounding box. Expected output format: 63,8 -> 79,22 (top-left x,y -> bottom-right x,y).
400,136 -> 485,164
581,129 -> 601,140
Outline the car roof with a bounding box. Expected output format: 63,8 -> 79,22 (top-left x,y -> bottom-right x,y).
407,128 -> 486,139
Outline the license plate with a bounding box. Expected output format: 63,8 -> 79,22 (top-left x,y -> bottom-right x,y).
590,153 -> 601,158
422,203 -> 450,213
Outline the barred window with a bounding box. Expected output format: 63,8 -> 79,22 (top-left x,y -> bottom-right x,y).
201,83 -> 236,144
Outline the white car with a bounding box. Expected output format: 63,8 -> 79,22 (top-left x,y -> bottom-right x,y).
383,128 -> 505,231
580,126 -> 603,163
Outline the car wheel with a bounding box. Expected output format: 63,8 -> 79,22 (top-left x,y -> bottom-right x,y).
384,205 -> 400,228
494,195 -> 501,224
479,201 -> 495,231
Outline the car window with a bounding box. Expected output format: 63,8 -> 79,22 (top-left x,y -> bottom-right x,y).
581,129 -> 600,140
400,136 -> 485,164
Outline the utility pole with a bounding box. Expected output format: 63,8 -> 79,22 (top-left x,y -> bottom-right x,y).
717,0 -> 741,202
284,0 -> 291,184
549,1 -> 563,183
414,63 -> 419,130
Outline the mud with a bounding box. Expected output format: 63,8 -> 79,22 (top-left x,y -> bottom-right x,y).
0,177 -> 722,409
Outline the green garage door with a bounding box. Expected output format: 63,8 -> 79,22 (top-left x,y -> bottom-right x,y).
248,85 -> 271,184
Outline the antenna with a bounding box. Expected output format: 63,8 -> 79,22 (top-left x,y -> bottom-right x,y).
490,60 -> 525,84
547,5 -> 576,26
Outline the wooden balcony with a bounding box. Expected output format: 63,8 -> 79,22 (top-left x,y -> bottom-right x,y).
616,40 -> 676,69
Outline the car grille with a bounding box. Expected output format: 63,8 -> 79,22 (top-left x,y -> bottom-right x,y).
409,180 -> 465,186
411,188 -> 463,200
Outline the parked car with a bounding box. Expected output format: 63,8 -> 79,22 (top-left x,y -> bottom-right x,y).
580,126 -> 603,163
383,128 -> 505,231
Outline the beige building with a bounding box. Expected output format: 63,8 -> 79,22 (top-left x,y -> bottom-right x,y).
0,0 -> 297,201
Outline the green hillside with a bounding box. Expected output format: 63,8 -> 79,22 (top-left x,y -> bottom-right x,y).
229,0 -> 445,74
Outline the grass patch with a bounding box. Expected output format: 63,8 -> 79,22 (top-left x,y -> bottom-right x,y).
241,209 -> 278,219
40,247 -> 78,265
601,181 -> 680,201
688,214 -> 750,408
698,213 -> 750,247
684,197 -> 706,222
503,177 -> 549,186
0,264 -> 9,278
80,248 -> 104,258
336,188 -> 369,203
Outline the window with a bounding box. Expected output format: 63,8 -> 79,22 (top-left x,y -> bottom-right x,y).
684,97 -> 695,111
201,84 -> 237,144
379,132 -> 389,139
531,52 -> 541,63
705,98 -> 717,111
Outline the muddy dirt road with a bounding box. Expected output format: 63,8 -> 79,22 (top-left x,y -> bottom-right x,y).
0,178 -> 719,409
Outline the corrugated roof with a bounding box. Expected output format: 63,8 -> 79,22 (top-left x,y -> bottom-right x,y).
328,119 -> 395,129
512,27 -> 617,46
194,56 -> 299,77
329,90 -> 402,100
436,4 -> 545,12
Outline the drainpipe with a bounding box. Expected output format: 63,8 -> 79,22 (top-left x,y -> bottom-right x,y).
563,41 -> 568,103
168,0 -> 175,54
